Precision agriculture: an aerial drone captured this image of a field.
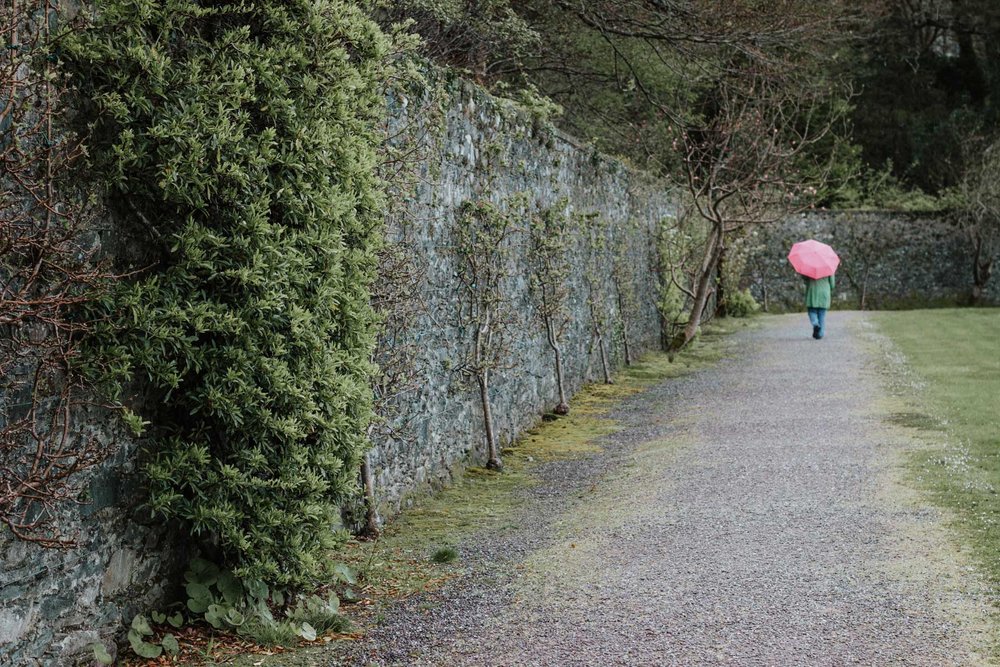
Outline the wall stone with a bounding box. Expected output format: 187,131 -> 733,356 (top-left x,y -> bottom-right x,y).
368,77 -> 674,512
744,210 -> 999,312
1,77 -> 674,663
0,436 -> 186,666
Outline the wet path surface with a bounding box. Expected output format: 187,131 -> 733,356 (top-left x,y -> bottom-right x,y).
337,313 -> 994,666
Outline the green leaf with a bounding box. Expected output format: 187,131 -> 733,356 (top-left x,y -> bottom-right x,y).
332,564 -> 357,585
187,596 -> 209,614
298,622 -> 317,642
271,588 -> 285,607
151,610 -> 166,624
130,614 -> 154,636
127,630 -> 163,659
160,633 -> 180,656
167,611 -> 185,628
217,570 -> 243,605
185,581 -> 213,605
186,558 -> 220,586
245,578 -> 268,602
91,643 -> 114,665
224,607 -> 246,626
204,603 -> 228,629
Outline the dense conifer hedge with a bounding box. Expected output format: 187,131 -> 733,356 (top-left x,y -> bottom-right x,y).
65,0 -> 389,587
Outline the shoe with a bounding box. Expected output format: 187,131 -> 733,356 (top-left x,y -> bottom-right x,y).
812,325 -> 820,339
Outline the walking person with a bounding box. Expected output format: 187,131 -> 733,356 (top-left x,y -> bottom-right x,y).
804,274 -> 834,339
787,239 -> 840,339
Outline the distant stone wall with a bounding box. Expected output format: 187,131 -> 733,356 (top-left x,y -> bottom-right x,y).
744,210 -> 998,312
368,77 -> 674,511
1,77 -> 675,663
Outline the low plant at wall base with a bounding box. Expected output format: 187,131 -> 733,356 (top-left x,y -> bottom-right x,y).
91,557 -> 357,661
63,0 -> 391,589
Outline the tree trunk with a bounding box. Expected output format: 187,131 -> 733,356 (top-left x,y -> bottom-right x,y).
545,318 -> 569,414
553,345 -> 568,414
590,300 -> 614,384
359,450 -> 380,537
597,330 -> 612,384
617,291 -> 632,366
715,243 -> 727,318
972,236 -> 993,304
478,372 -> 502,470
860,265 -> 870,311
674,226 -> 722,351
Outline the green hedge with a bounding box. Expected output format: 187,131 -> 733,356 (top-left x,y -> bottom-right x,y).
66,0 -> 389,587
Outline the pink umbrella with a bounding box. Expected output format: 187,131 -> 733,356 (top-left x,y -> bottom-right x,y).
788,239 -> 840,279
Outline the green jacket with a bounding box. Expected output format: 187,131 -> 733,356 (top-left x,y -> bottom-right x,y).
804,275 -> 835,309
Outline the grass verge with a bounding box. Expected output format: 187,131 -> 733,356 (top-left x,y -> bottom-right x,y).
874,308 -> 1000,597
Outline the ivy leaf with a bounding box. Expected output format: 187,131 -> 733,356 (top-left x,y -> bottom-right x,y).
332,563 -> 357,585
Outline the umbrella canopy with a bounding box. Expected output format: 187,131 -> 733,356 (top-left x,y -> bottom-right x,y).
788,239 -> 840,279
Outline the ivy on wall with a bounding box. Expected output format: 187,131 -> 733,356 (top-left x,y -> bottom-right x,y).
64,0 -> 391,587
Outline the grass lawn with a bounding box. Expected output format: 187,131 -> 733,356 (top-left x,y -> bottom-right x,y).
875,308 -> 1000,595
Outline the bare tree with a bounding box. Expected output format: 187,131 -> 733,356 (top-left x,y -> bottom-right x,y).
1,0 -> 116,547
581,213 -> 614,384
955,138 -> 1000,302
669,61 -> 841,348
610,226 -> 639,364
452,197 -> 521,471
528,200 -> 573,414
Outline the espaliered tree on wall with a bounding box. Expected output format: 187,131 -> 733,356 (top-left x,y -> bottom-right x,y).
581,213 -> 614,384
453,196 -> 522,471
611,224 -> 639,365
528,200 -> 573,415
64,0 -> 390,588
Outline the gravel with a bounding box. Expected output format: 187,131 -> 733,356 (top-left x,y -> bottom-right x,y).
333,312 -> 995,667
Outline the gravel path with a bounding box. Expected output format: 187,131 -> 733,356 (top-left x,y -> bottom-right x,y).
337,312 -> 995,666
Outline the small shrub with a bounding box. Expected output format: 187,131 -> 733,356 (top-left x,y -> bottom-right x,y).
724,289 -> 761,318
431,546 -> 459,563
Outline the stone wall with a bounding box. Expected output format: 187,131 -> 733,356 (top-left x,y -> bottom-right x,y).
0,78 -> 674,663
744,210 -> 999,312
0,434 -> 186,666
368,76 -> 674,511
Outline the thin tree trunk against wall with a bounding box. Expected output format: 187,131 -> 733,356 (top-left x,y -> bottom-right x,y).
972,235 -> 993,303
617,291 -> 632,366
715,243 -> 727,318
860,265 -> 870,310
590,300 -> 613,384
360,448 -> 380,536
477,372 -> 502,470
677,226 -> 722,349
545,318 -> 569,414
